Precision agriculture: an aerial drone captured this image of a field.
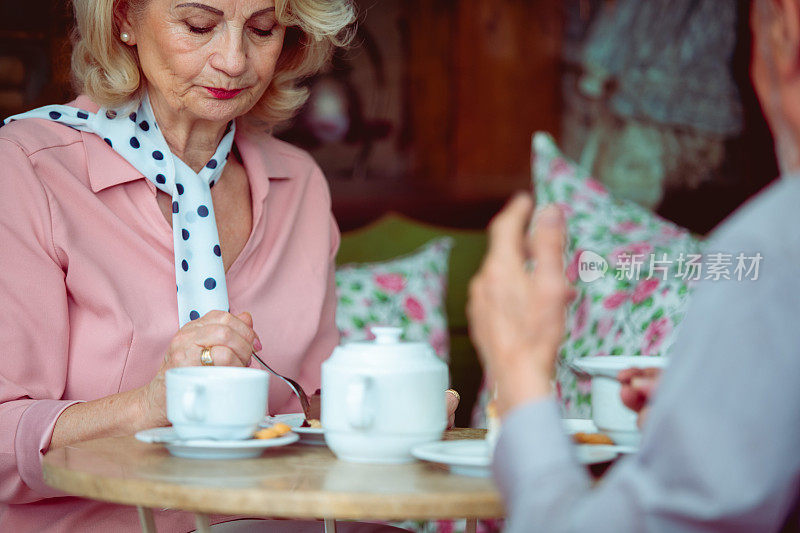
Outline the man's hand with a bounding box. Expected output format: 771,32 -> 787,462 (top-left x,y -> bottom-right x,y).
618,368 -> 661,428
467,194 -> 572,418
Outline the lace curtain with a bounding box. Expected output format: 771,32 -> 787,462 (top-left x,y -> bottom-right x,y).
562,0 -> 742,208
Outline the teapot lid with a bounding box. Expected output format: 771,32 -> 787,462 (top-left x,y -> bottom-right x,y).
371,326 -> 404,344
332,326 -> 438,363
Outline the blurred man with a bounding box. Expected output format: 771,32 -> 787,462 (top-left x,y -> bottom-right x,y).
468,1 -> 800,531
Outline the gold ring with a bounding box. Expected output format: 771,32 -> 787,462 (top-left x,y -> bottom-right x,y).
446,389 -> 460,402
200,346 -> 214,366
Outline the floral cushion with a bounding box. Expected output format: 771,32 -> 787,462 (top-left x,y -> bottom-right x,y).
388,519 -> 503,533
335,237 -> 453,360
473,133 -> 702,424
537,132 -> 703,417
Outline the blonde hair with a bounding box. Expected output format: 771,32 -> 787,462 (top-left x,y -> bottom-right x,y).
70,0 -> 355,128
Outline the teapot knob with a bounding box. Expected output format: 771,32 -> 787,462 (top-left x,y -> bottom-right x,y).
371,326 -> 403,344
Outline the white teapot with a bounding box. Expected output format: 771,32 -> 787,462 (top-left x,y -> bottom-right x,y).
322,326 -> 448,463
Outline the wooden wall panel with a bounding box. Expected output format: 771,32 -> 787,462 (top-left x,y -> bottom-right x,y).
407,0 -> 562,200
0,1 -> 73,117
405,0 -> 456,192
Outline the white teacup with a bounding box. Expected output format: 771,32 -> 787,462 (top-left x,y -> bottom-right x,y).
166,366 -> 269,441
571,356 -> 668,447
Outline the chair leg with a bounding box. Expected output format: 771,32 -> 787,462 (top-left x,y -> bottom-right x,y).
137,506 -> 156,532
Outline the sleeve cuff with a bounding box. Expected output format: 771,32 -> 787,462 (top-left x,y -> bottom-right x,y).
15,399 -> 83,497
492,397 -> 584,497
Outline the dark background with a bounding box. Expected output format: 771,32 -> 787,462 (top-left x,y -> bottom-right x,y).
0,0 -> 778,233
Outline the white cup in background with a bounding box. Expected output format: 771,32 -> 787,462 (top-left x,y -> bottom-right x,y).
571,355 -> 668,447
166,366 -> 269,441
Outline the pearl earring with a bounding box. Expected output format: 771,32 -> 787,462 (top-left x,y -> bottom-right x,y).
120,32 -> 130,43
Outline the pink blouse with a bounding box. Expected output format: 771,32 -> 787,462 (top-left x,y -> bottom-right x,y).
0,96 -> 340,532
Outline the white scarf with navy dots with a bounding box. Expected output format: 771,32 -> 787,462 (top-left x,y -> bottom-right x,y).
4,94 -> 234,326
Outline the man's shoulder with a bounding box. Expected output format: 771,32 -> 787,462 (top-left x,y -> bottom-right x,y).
708,176 -> 800,255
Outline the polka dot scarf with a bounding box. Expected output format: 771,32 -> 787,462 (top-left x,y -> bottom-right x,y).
4,94 -> 235,326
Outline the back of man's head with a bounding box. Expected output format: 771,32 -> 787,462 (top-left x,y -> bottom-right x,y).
751,0 -> 800,174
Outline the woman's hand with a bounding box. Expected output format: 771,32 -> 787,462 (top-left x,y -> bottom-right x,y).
618,367 -> 661,429
139,310 -> 261,427
468,194 -> 572,418
446,389 -> 460,428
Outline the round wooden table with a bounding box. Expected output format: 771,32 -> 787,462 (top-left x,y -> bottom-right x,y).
42,429 -> 503,533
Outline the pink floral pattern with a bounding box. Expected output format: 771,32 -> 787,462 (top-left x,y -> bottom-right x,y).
632,279 -> 660,304
642,317 -> 673,355
404,296 -> 426,322
565,250 -> 583,283
374,273 -> 406,293
574,296 -> 590,336
614,220 -> 641,233
603,291 -> 629,310
597,315 -> 614,338
335,238 -> 453,361
473,133 -> 702,424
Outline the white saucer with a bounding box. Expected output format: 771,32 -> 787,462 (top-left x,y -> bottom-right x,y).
412,434 -> 620,478
412,440 -> 492,477
571,355 -> 668,379
262,413 -> 326,445
562,418 -> 639,454
135,427 -> 299,459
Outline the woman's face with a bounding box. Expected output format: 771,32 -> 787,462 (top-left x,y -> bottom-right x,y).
122,0 -> 286,125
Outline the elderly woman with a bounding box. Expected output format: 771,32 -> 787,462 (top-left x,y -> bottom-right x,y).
0,0 -> 366,530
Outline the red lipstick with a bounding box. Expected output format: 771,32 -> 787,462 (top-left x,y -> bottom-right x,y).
205,87 -> 243,99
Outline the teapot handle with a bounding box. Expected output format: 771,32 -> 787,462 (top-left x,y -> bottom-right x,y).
345,375 -> 375,429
